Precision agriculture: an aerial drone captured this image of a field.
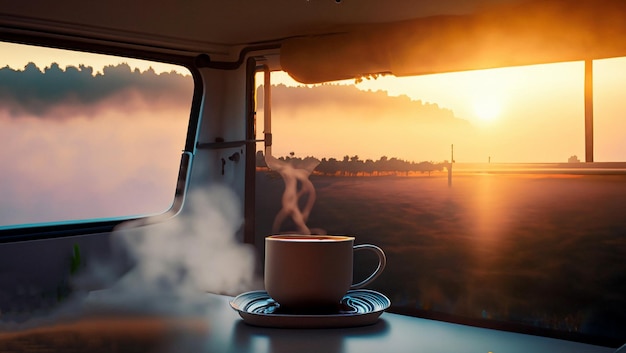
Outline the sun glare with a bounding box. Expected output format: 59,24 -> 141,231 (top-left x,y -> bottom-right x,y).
473,97 -> 502,122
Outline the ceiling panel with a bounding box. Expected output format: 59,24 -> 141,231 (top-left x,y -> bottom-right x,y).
0,0 -> 521,47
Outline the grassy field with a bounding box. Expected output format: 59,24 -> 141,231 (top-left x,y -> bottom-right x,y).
256,170 -> 626,342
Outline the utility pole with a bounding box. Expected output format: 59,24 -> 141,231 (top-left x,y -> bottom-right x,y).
448,144 -> 454,187
585,59 -> 594,163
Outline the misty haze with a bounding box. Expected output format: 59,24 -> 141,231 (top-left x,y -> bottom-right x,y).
0,63 -> 192,226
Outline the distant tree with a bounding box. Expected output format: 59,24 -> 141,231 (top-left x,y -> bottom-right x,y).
327,158 -> 339,175
416,161 -> 436,176
364,159 -> 375,176
348,155 -> 363,176
375,156 -> 389,175
258,153 -> 446,177
388,157 -> 402,175
568,155 -> 581,163
341,155 -> 350,176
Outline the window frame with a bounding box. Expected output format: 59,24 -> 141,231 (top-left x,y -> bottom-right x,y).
0,34 -> 203,243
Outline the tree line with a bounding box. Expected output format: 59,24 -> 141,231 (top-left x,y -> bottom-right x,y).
0,62 -> 192,118
256,151 -> 448,177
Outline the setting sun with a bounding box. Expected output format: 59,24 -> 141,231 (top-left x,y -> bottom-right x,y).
473,97 -> 502,122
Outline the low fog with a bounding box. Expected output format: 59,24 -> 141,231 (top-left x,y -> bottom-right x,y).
0,63 -> 192,226
82,185 -> 258,313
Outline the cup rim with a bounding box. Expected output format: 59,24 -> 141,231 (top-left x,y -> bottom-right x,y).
266,234 -> 354,242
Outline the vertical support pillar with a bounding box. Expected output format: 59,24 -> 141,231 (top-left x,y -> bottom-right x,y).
244,57 -> 257,244
584,59 -> 594,163
448,144 -> 453,187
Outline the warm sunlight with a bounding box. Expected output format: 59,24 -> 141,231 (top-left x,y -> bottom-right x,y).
267,63 -> 588,163
472,97 -> 502,122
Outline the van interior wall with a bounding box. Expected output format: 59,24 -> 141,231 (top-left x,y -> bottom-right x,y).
189,66 -> 249,240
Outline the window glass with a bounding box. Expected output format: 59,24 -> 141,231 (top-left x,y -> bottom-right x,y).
255,62 -> 625,344
0,41 -> 193,228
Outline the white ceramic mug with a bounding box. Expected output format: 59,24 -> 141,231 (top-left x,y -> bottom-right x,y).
264,235 -> 386,308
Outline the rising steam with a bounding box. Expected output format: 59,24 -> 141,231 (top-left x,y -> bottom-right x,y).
0,185 -> 258,332
80,185 -> 257,312
264,147 -> 322,235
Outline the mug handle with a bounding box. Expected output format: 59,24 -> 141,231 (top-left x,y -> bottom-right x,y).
350,244 -> 387,289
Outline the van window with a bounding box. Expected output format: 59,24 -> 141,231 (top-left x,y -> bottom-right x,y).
255,62 -> 626,345
0,41 -> 193,228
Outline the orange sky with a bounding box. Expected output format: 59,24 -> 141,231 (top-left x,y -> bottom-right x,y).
2,41 -> 626,164
266,58 -> 626,163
